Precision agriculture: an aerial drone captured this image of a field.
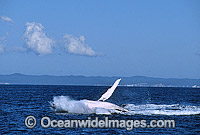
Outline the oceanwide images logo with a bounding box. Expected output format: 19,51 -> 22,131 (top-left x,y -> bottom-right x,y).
25,116 -> 175,130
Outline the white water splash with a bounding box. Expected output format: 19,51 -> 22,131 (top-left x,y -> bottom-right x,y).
124,104 -> 200,115
51,96 -> 200,115
50,96 -> 93,114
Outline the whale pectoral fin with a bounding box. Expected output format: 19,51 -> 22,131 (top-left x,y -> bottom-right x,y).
98,78 -> 121,102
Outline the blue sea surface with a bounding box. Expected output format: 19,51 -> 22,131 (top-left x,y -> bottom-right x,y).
0,85 -> 199,134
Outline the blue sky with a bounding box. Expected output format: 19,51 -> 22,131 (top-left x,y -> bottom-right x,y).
0,0 -> 200,78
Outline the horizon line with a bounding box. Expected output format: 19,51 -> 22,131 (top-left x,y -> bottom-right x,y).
0,73 -> 199,80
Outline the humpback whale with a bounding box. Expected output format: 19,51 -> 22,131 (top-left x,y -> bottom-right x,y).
50,78 -> 128,114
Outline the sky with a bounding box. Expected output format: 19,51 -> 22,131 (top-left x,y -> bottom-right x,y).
0,0 -> 200,78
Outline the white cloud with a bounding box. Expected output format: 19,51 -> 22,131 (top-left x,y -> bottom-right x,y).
1,16 -> 14,23
63,34 -> 97,56
24,22 -> 54,55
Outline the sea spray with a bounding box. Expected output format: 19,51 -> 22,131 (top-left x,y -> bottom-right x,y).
124,104 -> 200,115
52,96 -> 93,114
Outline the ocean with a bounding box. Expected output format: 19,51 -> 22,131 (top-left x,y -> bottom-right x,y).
0,85 -> 199,134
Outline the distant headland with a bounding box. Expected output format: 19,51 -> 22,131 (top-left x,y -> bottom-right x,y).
0,73 -> 199,88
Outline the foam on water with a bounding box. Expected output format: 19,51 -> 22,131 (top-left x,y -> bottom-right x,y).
124,104 -> 200,115
51,96 -> 200,115
51,96 -> 93,114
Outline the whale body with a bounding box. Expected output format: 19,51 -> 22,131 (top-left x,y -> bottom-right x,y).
51,78 -> 128,114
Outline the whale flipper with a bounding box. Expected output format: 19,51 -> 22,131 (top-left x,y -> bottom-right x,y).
98,78 -> 121,102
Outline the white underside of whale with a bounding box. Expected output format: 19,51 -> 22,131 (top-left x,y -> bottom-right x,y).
83,100 -> 128,114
